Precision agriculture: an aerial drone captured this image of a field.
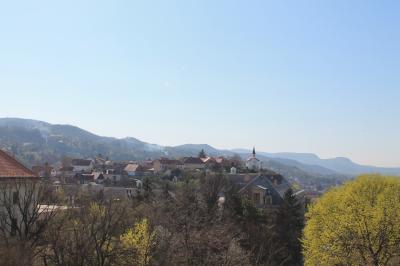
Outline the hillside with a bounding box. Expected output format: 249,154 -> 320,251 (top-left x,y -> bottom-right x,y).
0,118 -> 237,165
1,118 -> 397,181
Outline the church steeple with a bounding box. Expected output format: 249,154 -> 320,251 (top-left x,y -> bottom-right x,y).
252,147 -> 256,157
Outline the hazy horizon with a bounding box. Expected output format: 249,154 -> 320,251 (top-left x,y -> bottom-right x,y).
2,116 -> 400,169
2,1 -> 400,167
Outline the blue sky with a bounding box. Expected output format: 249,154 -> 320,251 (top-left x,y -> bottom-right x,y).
1,1 -> 400,167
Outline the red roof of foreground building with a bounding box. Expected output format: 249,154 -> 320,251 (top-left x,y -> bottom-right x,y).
0,150 -> 37,178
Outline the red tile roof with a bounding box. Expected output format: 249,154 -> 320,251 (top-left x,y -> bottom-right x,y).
0,150 -> 37,178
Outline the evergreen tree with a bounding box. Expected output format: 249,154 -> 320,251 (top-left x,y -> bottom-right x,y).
198,149 -> 207,158
275,188 -> 304,265
142,177 -> 152,198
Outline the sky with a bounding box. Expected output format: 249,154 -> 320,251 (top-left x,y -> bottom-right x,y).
1,0 -> 400,167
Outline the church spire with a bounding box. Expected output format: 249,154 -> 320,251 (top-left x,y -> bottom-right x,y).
252,147 -> 256,157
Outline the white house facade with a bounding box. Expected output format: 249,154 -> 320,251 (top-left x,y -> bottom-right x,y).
71,159 -> 94,173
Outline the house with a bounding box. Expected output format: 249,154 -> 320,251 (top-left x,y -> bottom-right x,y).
71,159 -> 94,173
0,150 -> 39,236
93,171 -> 105,183
75,173 -> 95,184
94,157 -> 107,168
141,159 -> 154,170
102,169 -> 122,183
58,166 -> 75,178
201,157 -> 216,164
32,164 -> 57,178
245,147 -> 261,171
215,157 -> 227,164
227,171 -> 291,208
91,170 -> 121,184
215,157 -> 231,169
153,158 -> 184,173
110,162 -> 127,174
201,157 -> 218,168
201,156 -> 230,172
182,157 -> 205,170
124,163 -> 144,177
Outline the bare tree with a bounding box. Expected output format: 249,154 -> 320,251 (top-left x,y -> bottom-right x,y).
42,200 -> 128,266
0,179 -> 59,264
0,180 -> 57,243
147,177 -> 251,266
199,173 -> 225,213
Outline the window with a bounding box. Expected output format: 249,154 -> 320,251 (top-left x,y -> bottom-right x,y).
253,193 -> 260,204
12,191 -> 19,205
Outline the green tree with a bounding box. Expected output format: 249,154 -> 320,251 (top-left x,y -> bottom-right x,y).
142,177 -> 152,198
275,188 -> 304,265
303,175 -> 400,266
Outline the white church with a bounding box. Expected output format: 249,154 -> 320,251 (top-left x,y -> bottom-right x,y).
245,147 -> 262,171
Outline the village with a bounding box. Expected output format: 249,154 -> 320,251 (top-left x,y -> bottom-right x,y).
27,148 -> 311,209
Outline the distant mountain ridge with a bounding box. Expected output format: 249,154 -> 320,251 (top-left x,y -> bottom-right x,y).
0,118 -> 399,178
232,149 -> 400,176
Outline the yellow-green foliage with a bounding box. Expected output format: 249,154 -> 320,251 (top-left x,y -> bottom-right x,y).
89,202 -> 106,218
303,175 -> 400,266
121,218 -> 156,266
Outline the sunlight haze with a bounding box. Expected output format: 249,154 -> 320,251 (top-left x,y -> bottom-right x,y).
1,0 -> 400,167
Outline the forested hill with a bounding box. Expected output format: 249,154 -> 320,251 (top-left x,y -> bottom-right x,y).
0,118 -> 234,164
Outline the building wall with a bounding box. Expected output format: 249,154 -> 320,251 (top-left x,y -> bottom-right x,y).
0,180 -> 38,236
242,186 -> 273,207
246,159 -> 260,171
73,164 -> 93,172
103,174 -> 122,182
153,161 -> 163,173
153,161 -> 184,173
